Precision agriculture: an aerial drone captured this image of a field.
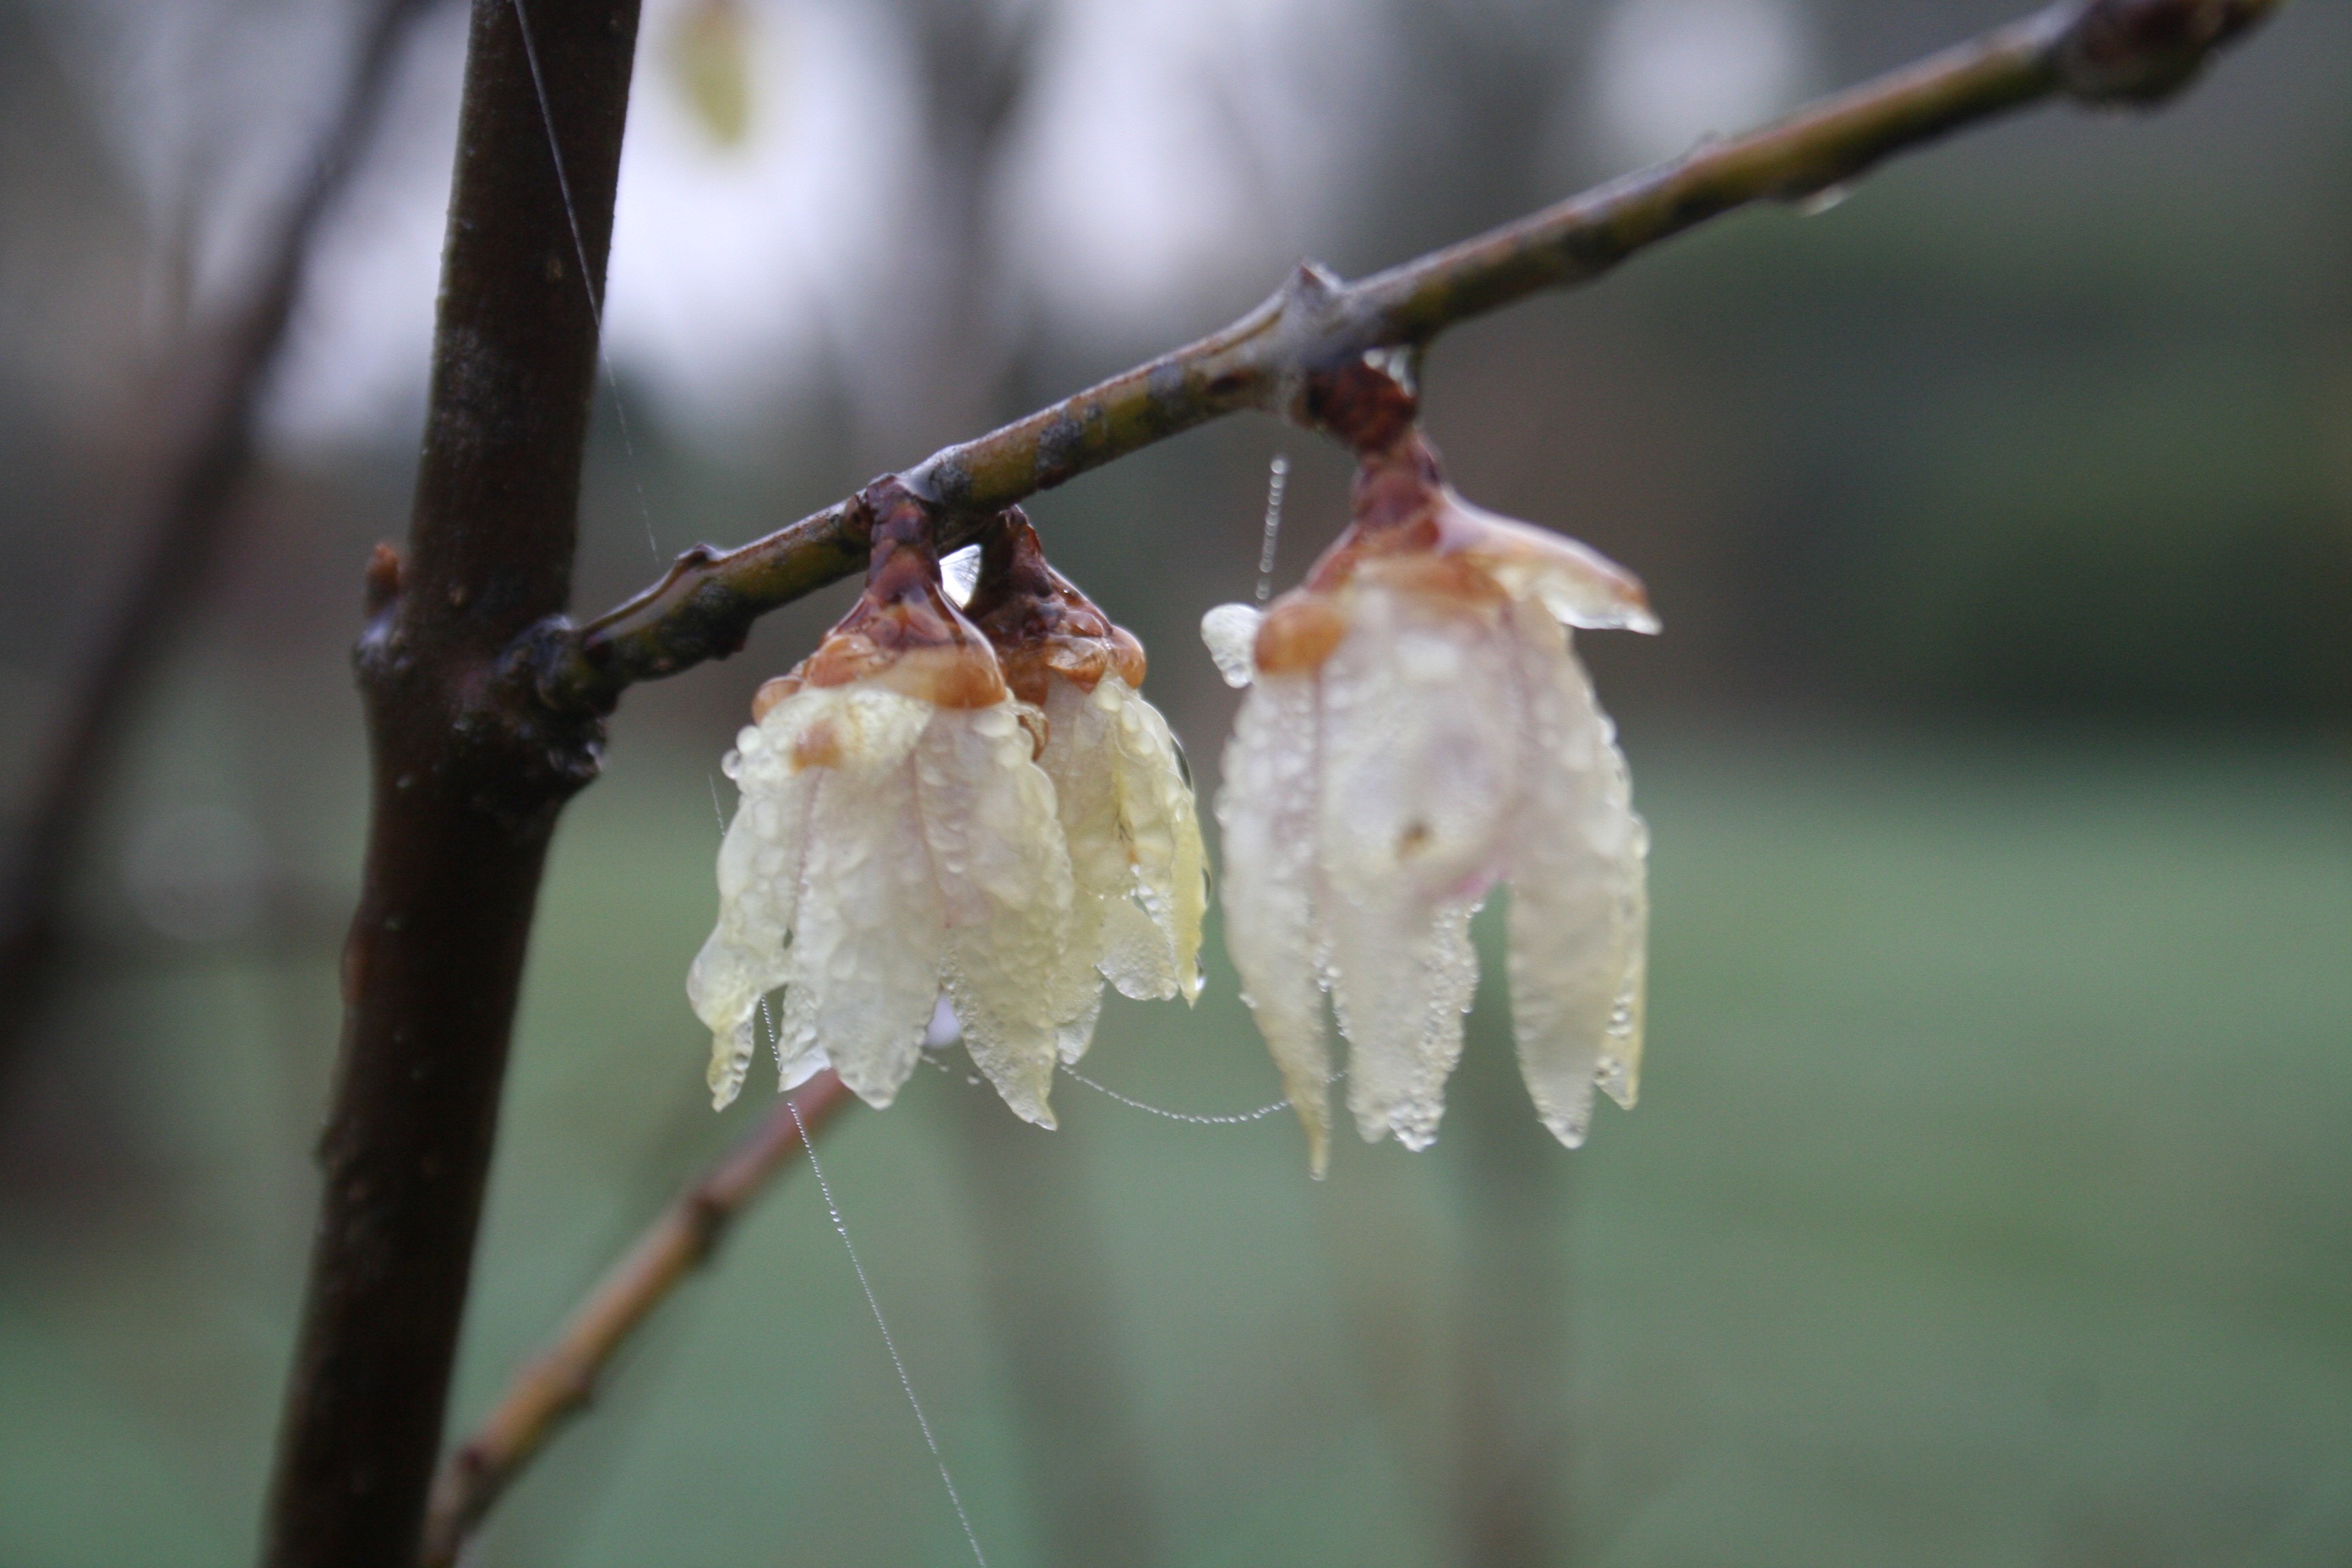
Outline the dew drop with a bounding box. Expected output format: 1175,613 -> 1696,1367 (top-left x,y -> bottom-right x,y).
1200,604 -> 1264,688
1606,992 -> 1635,1039
1799,183 -> 1852,217
941,544 -> 981,606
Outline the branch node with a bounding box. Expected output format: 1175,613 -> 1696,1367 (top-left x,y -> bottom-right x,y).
1284,257 -> 1345,307
363,542 -> 405,617
2055,0 -> 2279,104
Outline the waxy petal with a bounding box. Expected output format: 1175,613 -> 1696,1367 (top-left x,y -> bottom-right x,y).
1044,680 -> 1128,1005
1315,585 -> 1522,905
1100,677 -> 1209,1004
917,702 -> 1083,1126
774,691 -> 947,1110
1311,585 -> 1524,1149
687,683 -> 926,1107
687,725 -> 817,1107
1441,493 -> 1660,634
1039,674 -> 1209,1032
1326,895 -> 1481,1151
1217,672 -> 1335,1173
1503,604 -> 1648,1147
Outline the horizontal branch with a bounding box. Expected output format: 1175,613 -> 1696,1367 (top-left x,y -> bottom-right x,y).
536,0 -> 2276,717
419,1069 -> 857,1567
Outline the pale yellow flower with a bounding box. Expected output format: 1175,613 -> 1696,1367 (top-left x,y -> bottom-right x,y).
964,515 -> 1207,1060
689,493 -> 1091,1126
1207,434 -> 1657,1174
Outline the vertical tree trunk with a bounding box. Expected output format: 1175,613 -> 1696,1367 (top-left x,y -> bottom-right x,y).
261,4 -> 642,1565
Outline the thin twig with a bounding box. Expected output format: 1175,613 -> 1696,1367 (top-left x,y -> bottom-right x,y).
418,1070 -> 856,1568
0,0 -> 436,1075
538,0 -> 2278,716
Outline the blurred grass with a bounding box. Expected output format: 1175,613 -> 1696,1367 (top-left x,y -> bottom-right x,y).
3,732 -> 2349,1566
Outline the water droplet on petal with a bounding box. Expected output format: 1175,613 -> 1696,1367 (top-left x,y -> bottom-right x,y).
1200,603 -> 1264,688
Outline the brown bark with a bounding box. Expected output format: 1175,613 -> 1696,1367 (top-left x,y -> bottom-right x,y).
260,3 -> 642,1565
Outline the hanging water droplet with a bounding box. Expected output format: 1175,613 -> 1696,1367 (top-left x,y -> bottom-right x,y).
940,544 -> 981,607
1799,182 -> 1852,216
1200,603 -> 1264,688
1257,452 -> 1290,604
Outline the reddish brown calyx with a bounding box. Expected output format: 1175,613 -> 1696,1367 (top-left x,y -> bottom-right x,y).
1303,355 -> 1420,457
754,478 -> 1008,717
1256,428 -> 1494,676
1254,419 -> 1654,676
962,508 -> 1146,708
1300,429 -> 1452,592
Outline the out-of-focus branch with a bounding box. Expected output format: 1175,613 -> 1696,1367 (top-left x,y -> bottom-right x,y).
419,1070 -> 856,1568
0,0 -> 436,1071
540,0 -> 2278,715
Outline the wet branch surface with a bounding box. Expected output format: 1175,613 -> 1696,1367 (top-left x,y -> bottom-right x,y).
540,0 -> 2277,717
0,0 -> 434,1078
259,2 -> 642,1565
418,1071 -> 856,1568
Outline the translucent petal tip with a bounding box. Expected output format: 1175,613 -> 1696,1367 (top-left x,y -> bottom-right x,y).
1440,495 -> 1660,634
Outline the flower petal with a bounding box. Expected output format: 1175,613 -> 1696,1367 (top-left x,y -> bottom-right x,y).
1442,493 -> 1660,634
1038,673 -> 1209,1026
687,707 -> 821,1108
1313,587 -> 1520,1148
1315,585 -> 1522,907
772,688 -> 945,1109
1041,679 -> 1124,1022
687,683 -> 879,1107
917,700 -> 1082,1127
1503,605 -> 1648,1148
1326,894 -> 1482,1151
1217,671 -> 1334,1173
1102,676 -> 1209,1003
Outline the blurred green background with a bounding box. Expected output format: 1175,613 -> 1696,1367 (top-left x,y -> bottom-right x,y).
2,1 -> 2347,1565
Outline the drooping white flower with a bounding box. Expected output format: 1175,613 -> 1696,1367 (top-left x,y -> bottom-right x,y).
1209,433 -> 1658,1174
964,514 -> 1207,1060
688,489 -> 1093,1126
